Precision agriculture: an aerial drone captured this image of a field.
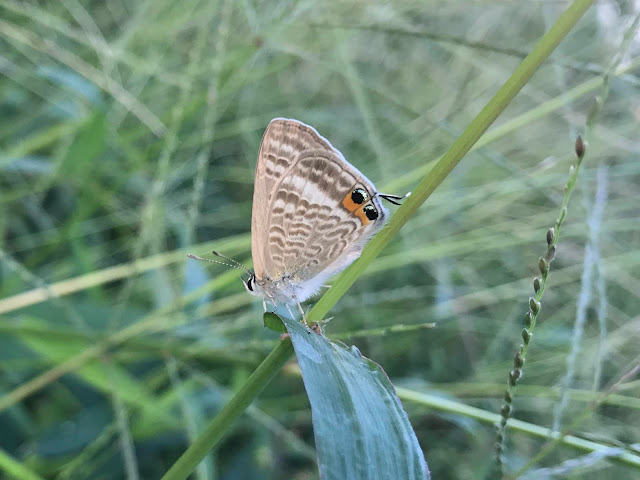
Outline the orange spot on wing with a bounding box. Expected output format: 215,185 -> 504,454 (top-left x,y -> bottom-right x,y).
354,207 -> 370,225
342,192 -> 370,225
342,194 -> 360,212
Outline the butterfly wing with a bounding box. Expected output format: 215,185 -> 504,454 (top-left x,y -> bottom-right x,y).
253,120 -> 388,301
252,118 -> 345,280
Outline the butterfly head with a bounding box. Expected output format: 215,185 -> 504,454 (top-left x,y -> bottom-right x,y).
187,251 -> 262,296
242,273 -> 262,297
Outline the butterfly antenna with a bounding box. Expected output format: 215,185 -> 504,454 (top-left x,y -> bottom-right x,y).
211,251 -> 252,274
187,252 -> 252,275
377,191 -> 411,206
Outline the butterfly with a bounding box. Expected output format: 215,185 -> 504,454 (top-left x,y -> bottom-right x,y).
190,118 -> 403,321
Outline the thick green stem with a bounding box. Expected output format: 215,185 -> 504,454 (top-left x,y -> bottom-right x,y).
161,1 -> 595,478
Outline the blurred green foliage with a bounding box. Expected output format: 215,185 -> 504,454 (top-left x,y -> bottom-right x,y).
1,1 -> 639,479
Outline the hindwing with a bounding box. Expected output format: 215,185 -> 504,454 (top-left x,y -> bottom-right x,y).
251,118 -> 387,291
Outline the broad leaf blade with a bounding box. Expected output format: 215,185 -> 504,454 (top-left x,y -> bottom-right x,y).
282,317 -> 429,480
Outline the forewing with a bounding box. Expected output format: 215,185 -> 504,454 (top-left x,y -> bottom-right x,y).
251,118 -> 339,279
261,149 -> 388,283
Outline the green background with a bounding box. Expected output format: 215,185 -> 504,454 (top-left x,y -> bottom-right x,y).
1,1 -> 639,479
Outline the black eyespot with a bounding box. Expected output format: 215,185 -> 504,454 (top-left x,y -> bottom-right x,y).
351,188 -> 368,205
363,204 -> 378,220
246,277 -> 254,292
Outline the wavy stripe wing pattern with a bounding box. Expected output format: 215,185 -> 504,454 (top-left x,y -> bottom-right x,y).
251,118 -> 387,303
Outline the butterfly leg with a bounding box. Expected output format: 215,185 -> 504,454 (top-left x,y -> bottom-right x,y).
284,303 -> 311,334
293,295 -> 309,327
264,294 -> 278,313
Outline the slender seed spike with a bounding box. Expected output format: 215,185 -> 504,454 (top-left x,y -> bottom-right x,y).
587,97 -> 603,126
538,257 -> 548,275
575,135 -> 585,158
546,245 -> 556,263
514,352 -> 524,368
525,311 -> 533,327
529,298 -> 541,315
558,207 -> 567,225
547,227 -> 555,245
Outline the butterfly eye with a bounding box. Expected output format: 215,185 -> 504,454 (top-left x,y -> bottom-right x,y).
351,188 -> 368,205
246,277 -> 254,292
363,204 -> 379,220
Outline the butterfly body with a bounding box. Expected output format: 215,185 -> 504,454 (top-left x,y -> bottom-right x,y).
246,118 -> 390,306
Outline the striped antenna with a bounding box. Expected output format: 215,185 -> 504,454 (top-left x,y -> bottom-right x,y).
187,251 -> 252,275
